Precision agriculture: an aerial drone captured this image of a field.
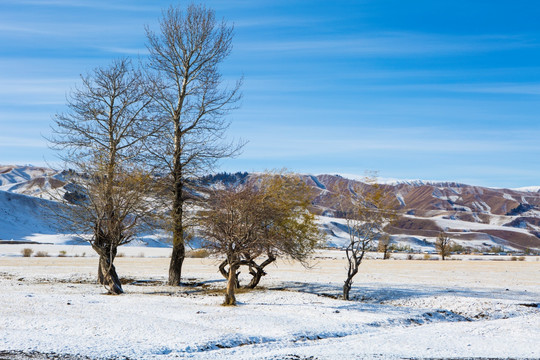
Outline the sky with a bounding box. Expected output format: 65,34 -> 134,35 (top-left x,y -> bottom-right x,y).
0,0 -> 539,188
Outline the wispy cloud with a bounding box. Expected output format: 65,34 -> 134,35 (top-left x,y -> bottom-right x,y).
0,78 -> 74,106
0,136 -> 47,148
0,24 -> 58,36
97,47 -> 149,56
238,32 -> 536,57
236,125 -> 540,160
0,19 -> 143,40
7,0 -> 160,12
233,14 -> 338,29
335,83 -> 540,96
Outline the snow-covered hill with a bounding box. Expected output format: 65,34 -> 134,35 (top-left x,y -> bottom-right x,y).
1,165 -> 540,253
0,166 -> 85,244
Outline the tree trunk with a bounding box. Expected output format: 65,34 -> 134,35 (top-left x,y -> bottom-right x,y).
98,246 -> 117,285
223,262 -> 239,306
246,268 -> 263,289
246,256 -> 275,289
343,275 -> 354,301
168,166 -> 186,286
98,253 -> 123,295
218,259 -> 240,288
168,241 -> 185,286
343,258 -> 360,300
343,245 -> 366,300
98,257 -> 105,284
218,259 -> 228,279
168,176 -> 185,286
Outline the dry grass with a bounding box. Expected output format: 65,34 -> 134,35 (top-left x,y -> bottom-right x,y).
2,254 -> 540,290
186,249 -> 210,258
21,248 -> 33,257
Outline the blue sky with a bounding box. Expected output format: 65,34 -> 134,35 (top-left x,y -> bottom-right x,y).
1,0 -> 539,188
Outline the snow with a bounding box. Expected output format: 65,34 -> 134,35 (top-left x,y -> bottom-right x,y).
427,214 -> 530,234
0,165 -> 55,187
513,186 -> 540,193
1,250 -> 539,359
0,190 -> 72,243
395,192 -> 405,206
1,166 -> 539,358
503,192 -> 516,201
2,165 -> 539,254
335,173 -> 452,187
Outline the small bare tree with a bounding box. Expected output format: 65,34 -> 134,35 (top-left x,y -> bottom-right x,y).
215,174 -> 322,289
436,232 -> 452,260
49,58 -> 157,294
337,177 -> 399,300
145,4 -> 243,286
377,234 -> 391,260
199,173 -> 321,305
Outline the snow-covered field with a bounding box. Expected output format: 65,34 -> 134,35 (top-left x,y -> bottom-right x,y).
1,247 -> 539,359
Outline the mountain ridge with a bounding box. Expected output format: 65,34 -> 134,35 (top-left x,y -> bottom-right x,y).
1,165 -> 539,253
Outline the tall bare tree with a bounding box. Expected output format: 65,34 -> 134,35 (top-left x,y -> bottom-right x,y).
337,177 -> 399,300
199,173 -> 321,305
49,58 -> 156,294
145,4 -> 243,286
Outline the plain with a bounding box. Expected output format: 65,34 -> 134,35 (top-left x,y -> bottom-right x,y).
1,247 -> 539,359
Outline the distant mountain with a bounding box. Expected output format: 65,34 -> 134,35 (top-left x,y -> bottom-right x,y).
1,165 -> 540,253
203,172 -> 540,252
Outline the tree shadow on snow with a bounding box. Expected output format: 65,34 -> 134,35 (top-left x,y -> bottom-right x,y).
276,281 -> 539,304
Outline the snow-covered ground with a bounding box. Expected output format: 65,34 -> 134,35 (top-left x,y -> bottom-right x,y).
1,248 -> 539,359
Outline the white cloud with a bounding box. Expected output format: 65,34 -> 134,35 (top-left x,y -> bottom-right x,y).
236,125 -> 540,160
0,137 -> 47,148
98,47 -> 149,56
348,83 -> 540,96
238,32 -> 536,57
8,0 -> 160,12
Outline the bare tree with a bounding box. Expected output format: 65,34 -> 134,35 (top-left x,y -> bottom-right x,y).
199,173 -> 321,305
337,177 -> 399,300
436,232 -> 452,260
215,174 -> 322,290
377,234 -> 391,260
49,58 -> 156,294
145,4 -> 243,286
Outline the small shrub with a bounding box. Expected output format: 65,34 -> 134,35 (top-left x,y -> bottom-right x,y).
116,253 -> 125,258
518,256 -> 525,261
423,253 -> 431,260
137,252 -> 145,258
186,249 -> 210,258
81,252 -> 86,257
390,244 -> 412,253
451,243 -> 465,253
21,248 -> 34,257
407,254 -> 414,260
58,250 -> 67,257
35,251 -> 49,257
510,256 -> 517,261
